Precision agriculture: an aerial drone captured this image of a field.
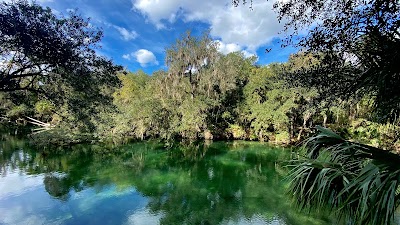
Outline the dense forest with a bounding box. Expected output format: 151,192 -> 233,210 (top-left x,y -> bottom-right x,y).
1,1 -> 399,151
1,0 -> 400,224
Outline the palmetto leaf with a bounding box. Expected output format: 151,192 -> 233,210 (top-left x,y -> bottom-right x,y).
288,126 -> 400,225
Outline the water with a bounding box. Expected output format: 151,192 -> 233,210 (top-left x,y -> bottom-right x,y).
0,134 -> 336,225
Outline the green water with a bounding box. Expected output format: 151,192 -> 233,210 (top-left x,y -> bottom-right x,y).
0,134 -> 336,225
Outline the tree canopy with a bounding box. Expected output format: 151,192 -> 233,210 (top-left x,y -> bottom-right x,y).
278,0 -> 400,120
235,0 -> 400,120
0,0 -> 121,108
0,0 -> 122,133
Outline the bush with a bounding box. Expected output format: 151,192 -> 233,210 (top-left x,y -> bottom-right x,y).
35,100 -> 54,117
6,104 -> 30,119
275,131 -> 290,144
347,119 -> 400,150
226,124 -> 246,139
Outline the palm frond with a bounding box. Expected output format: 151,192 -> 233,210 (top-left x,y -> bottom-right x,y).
288,126 -> 400,225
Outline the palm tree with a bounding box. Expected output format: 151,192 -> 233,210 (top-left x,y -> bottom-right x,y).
288,126 -> 400,225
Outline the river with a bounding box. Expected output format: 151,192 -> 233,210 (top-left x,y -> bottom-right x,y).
0,133 -> 337,225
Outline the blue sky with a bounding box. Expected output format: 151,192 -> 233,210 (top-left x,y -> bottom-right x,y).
31,0 -> 298,74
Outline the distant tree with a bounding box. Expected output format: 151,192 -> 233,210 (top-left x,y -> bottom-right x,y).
165,31 -> 219,99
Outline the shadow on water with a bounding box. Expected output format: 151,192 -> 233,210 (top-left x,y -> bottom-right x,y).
0,132 -> 337,225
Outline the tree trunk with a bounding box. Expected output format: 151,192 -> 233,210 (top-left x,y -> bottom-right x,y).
289,116 -> 294,141
297,114 -> 310,141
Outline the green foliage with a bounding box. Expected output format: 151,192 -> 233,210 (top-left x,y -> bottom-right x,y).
103,32 -> 259,142
35,100 -> 54,118
226,124 -> 246,139
275,0 -> 400,120
275,131 -> 290,144
243,65 -> 286,138
241,61 -> 320,142
83,30 -> 399,152
113,70 -> 149,105
288,126 -> 400,225
6,104 -> 29,119
342,119 -> 400,151
0,0 -> 122,135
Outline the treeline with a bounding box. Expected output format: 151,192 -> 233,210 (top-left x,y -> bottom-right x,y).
1,1 -> 399,151
95,33 -> 399,149
1,31 -> 399,149
102,42 -> 398,150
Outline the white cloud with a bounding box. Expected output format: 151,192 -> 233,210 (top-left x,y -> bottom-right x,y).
114,25 -> 138,41
0,172 -> 44,199
216,40 -> 242,55
122,54 -> 131,60
132,0 -> 182,29
132,0 -> 283,50
135,49 -> 159,66
123,49 -> 159,67
215,40 -> 257,59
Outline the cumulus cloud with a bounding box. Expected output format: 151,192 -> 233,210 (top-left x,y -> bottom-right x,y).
132,0 -> 283,50
133,0 -> 182,29
114,26 -> 138,41
215,40 -> 256,59
123,49 -> 159,67
215,41 -> 242,55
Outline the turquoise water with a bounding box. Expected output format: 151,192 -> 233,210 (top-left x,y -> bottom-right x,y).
0,134 -> 336,225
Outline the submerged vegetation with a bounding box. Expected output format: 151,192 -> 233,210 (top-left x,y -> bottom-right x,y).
1,0 -> 400,224
0,134 -> 338,224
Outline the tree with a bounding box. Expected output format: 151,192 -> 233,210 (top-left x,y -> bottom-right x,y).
162,31 -> 254,139
0,1 -> 121,124
242,63 -> 318,143
235,0 -> 400,120
165,31 -> 219,99
278,0 -> 400,120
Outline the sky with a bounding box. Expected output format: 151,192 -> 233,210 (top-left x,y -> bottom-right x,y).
25,0 -> 298,74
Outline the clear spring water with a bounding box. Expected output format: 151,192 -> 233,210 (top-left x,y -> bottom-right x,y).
0,134 -> 336,225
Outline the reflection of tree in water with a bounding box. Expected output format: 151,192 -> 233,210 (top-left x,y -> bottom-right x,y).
141,160 -> 246,225
0,133 -> 95,200
44,175 -> 70,201
0,138 -> 334,225
0,131 -> 31,174
129,142 -> 333,225
39,151 -> 94,200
